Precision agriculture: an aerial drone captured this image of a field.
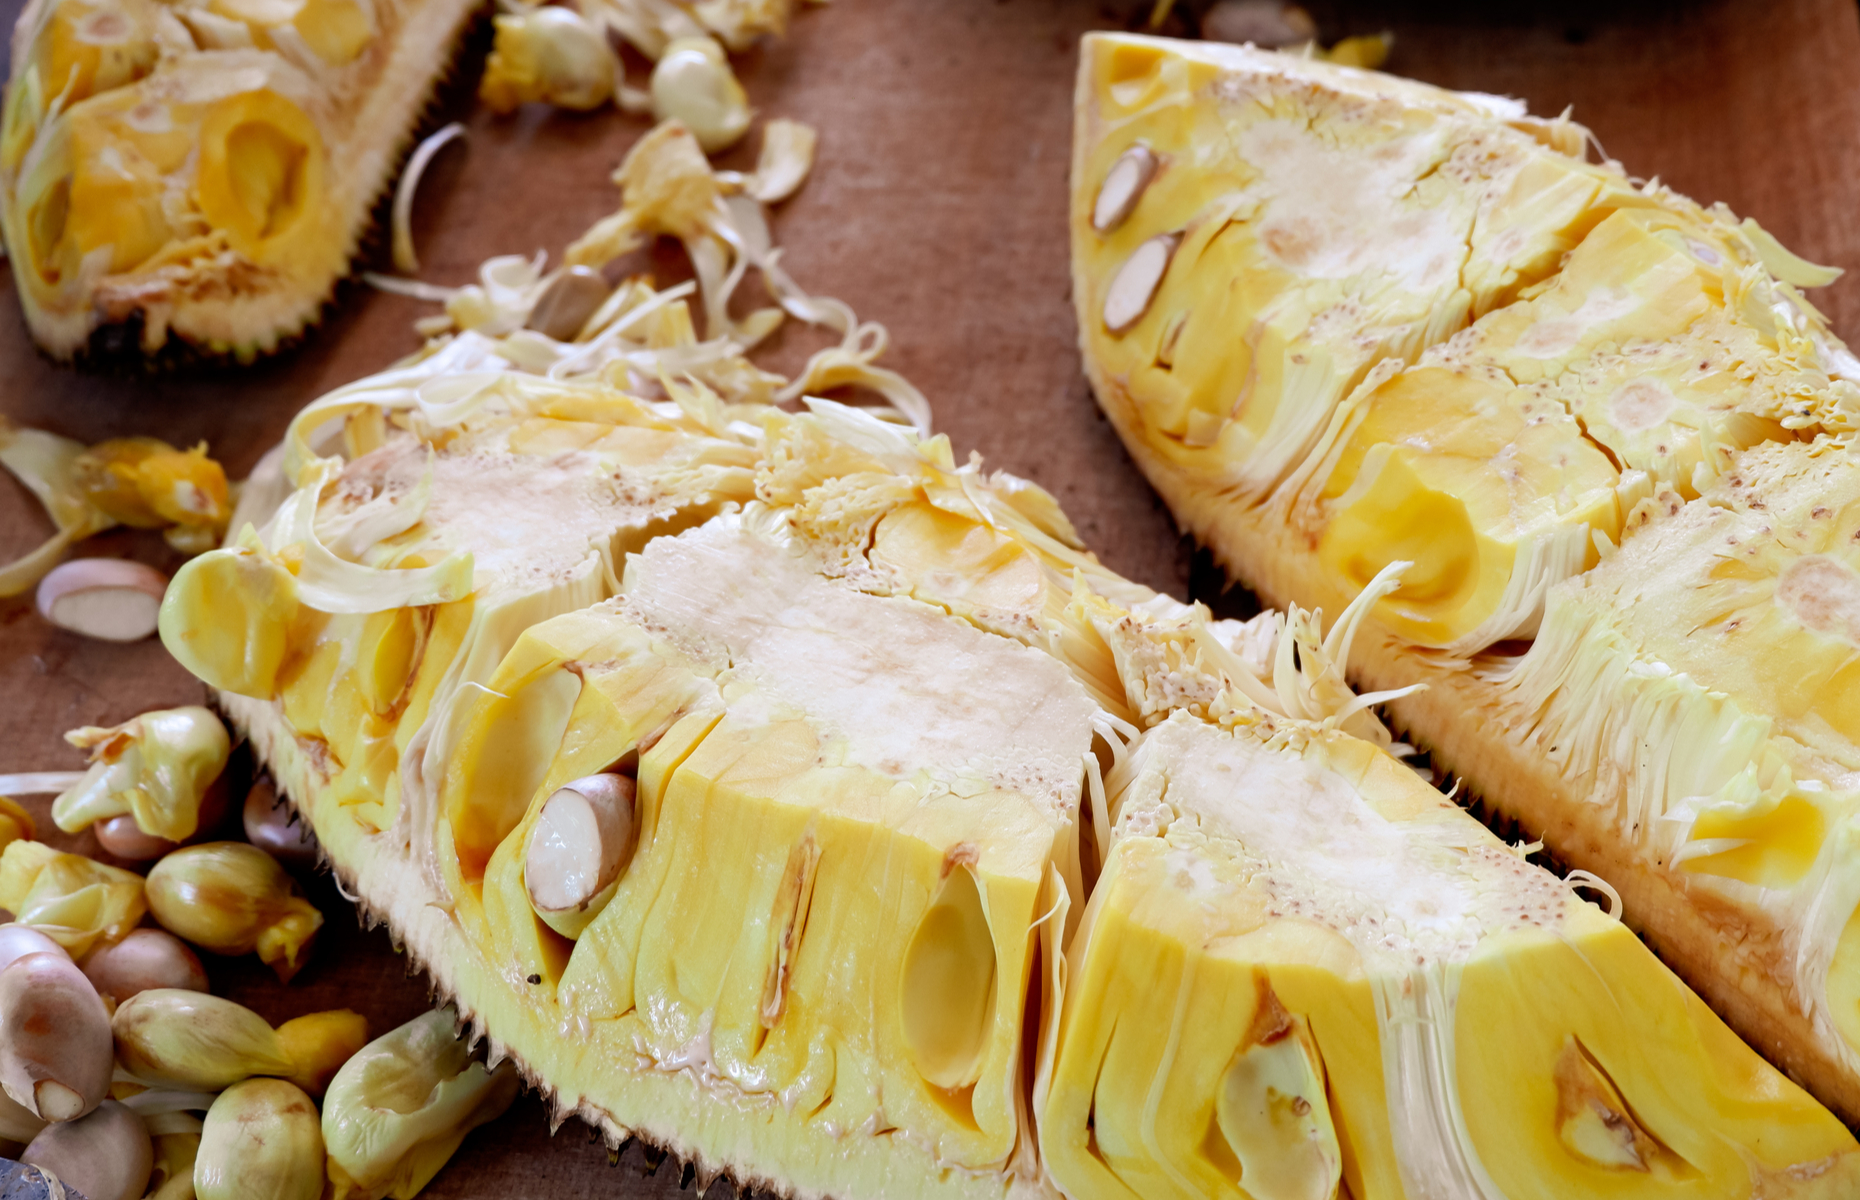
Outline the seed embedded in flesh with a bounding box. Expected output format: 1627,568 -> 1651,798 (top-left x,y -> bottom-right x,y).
523,773 -> 637,934
1092,144 -> 1158,233
94,814 -> 178,862
1103,233 -> 1180,335
112,988 -> 293,1091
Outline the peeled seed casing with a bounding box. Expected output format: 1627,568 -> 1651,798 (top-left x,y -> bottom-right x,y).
0,950 -> 113,1122
82,929 -> 209,1005
145,841 -> 323,980
21,1098 -> 152,1200
195,1077 -> 324,1200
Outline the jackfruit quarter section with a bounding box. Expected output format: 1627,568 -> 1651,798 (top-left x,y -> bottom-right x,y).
1071,31 -> 1860,1121
171,351 -> 1860,1194
220,517 -> 1098,1200
424,518 -> 1094,1198
1,0 -> 479,361
177,374 -> 1099,1195
1037,711 -> 1860,1200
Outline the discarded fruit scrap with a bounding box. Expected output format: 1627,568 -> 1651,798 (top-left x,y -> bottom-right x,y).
0,0 -> 482,360
1070,32 -> 1860,1126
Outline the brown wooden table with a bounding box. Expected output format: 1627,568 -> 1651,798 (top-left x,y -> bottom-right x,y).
2,0 -> 1858,1193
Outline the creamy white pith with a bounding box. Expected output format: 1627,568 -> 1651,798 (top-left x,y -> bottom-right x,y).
1237,119 -> 1463,292
319,431 -> 682,594
621,522 -> 1098,819
1122,714 -> 1570,969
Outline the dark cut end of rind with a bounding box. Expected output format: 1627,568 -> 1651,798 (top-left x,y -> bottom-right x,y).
39,6 -> 491,376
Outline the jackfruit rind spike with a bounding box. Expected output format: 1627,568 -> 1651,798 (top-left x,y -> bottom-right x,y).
0,0 -> 482,361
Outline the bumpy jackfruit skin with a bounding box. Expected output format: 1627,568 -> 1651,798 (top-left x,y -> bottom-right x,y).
166,321 -> 1860,1197
0,0 -> 479,361
1071,33 -> 1860,1123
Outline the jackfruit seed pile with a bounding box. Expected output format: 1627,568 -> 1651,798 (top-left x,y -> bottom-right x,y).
0,702 -> 515,1200
1070,30 -> 1860,1142
118,110 -> 1860,1200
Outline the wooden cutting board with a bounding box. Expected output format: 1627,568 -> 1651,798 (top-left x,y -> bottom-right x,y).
1,0 -> 1858,1192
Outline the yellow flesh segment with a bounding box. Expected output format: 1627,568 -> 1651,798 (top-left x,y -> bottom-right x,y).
1039,715 -> 1858,1200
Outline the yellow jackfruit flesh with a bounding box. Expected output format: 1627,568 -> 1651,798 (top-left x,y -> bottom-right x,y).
0,838 -> 145,956
322,1009 -> 518,1200
1039,708 -> 1857,1200
0,0 -> 479,361
168,335 -> 1857,1196
51,705 -> 230,841
1071,33 -> 1860,1125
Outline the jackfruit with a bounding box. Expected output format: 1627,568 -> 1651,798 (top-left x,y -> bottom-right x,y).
173,378 -> 1857,1197
0,0 -> 481,361
51,705 -> 230,842
156,120 -> 1860,1194
0,839 -> 145,957
1039,709 -> 1857,1200
1070,33 -> 1860,1123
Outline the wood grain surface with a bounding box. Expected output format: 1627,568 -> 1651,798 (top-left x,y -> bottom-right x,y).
1,0 -> 1858,1193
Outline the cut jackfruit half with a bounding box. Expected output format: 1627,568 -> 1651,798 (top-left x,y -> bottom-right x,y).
162,319 -> 1859,1195
0,0 -> 479,360
1072,33 -> 1860,1124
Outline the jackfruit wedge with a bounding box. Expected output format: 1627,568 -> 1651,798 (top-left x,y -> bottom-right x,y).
1040,710 -> 1859,1200
0,0 -> 478,360
1071,33 -> 1860,1123
162,340 -> 1859,1195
